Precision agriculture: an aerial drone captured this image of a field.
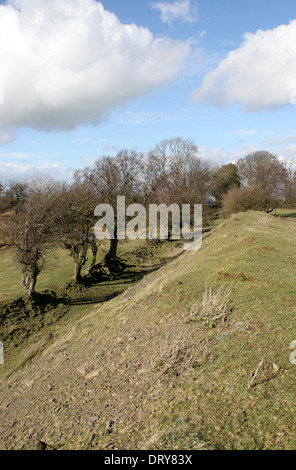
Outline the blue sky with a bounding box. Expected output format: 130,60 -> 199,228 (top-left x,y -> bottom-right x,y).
0,0 -> 296,180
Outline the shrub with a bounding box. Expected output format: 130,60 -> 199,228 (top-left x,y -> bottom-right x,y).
222,186 -> 275,215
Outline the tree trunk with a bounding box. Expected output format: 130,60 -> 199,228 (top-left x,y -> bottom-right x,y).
22,269 -> 37,298
90,239 -> 98,270
74,262 -> 83,283
71,239 -> 88,283
105,225 -> 118,264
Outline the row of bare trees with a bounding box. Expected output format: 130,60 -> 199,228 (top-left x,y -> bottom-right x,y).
1,139 -> 296,297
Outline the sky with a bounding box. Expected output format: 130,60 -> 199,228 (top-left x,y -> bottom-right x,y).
0,0 -> 296,181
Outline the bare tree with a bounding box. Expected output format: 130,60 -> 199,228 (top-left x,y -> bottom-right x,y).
5,180 -> 29,207
0,180 -> 4,198
147,137 -> 199,192
55,180 -> 98,283
6,178 -> 59,297
237,151 -> 288,212
80,149 -> 145,263
0,180 -> 6,213
283,160 -> 296,206
147,137 -> 213,227
145,137 -> 217,237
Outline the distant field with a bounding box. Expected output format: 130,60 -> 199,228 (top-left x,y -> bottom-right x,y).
0,248 -> 75,301
272,208 -> 296,218
0,235 -> 183,303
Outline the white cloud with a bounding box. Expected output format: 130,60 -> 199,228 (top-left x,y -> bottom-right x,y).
236,130 -> 259,136
199,143 -> 261,165
0,161 -> 74,181
0,0 -> 190,131
192,20 -> 296,110
0,152 -> 48,161
0,131 -> 15,145
117,110 -> 171,125
151,0 -> 198,25
265,134 -> 296,147
275,144 -> 296,159
200,143 -> 296,166
199,146 -> 228,163
102,145 -> 119,154
229,144 -> 261,161
278,156 -> 296,167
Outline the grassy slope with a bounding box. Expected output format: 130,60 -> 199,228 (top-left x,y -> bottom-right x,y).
0,211 -> 295,450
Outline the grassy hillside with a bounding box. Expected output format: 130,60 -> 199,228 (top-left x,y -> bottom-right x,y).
0,211 -> 295,450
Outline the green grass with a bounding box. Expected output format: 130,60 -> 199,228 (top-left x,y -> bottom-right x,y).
0,236 -> 181,302
272,208 -> 296,218
0,211 -> 296,450
0,237 -> 183,383
0,247 -> 76,301
83,210 -> 296,450
137,211 -> 296,450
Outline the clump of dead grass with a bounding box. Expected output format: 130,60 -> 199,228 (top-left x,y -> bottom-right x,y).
153,284 -> 232,375
152,325 -> 198,376
189,284 -> 232,328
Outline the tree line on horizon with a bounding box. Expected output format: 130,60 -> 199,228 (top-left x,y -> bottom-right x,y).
0,137 -> 295,297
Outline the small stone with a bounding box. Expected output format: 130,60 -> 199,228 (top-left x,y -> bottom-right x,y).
217,332 -> 232,341
90,416 -> 99,423
238,328 -> 249,333
128,336 -> 137,342
64,422 -> 73,429
273,363 -> 280,372
26,380 -> 34,389
77,364 -> 89,377
85,369 -> 101,380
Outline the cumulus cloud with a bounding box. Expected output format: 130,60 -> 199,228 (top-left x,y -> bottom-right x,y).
199,143 -> 262,164
275,144 -> 296,159
192,20 -> 296,110
0,131 -> 15,145
200,143 -> 296,165
0,161 -> 74,180
265,134 -> 296,147
198,146 -> 228,163
0,151 -> 47,160
0,0 -> 190,131
151,0 -> 198,25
